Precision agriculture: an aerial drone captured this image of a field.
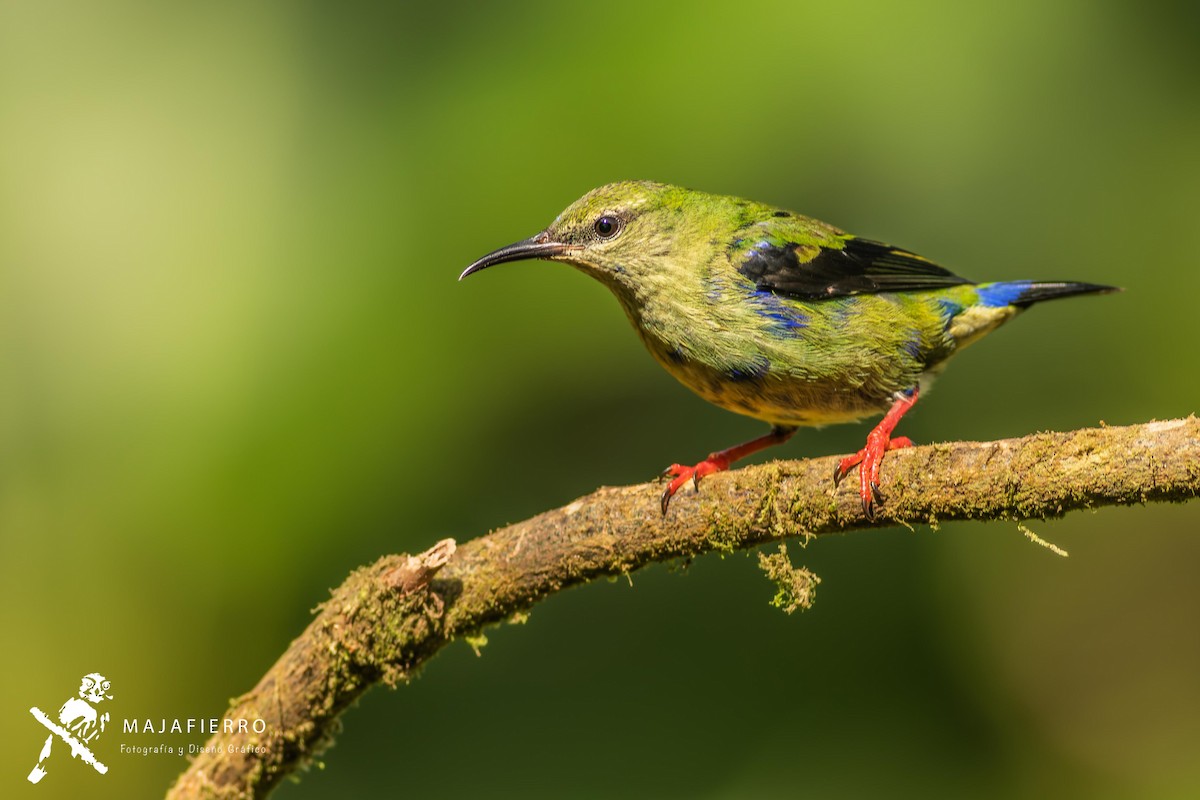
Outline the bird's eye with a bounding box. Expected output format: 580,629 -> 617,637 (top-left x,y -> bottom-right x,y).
593,215 -> 622,240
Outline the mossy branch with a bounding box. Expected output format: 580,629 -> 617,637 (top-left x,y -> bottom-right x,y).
167,417 -> 1199,799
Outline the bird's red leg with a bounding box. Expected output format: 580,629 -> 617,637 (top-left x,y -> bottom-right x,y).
662,425 -> 796,514
833,388 -> 919,519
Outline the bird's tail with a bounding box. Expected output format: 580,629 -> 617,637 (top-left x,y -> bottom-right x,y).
975,280 -> 1120,309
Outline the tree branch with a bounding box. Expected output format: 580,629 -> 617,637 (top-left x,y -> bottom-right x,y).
167,417 -> 1199,799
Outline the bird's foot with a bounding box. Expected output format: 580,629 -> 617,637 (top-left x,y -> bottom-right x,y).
660,455 -> 731,514
833,435 -> 913,519
835,388 -> 916,520
832,388 -> 920,519
659,426 -> 798,514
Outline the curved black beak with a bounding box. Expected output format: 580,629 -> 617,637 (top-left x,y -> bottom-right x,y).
459,233 -> 574,280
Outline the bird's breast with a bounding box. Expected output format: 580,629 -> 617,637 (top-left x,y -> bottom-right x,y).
618,284 -> 951,426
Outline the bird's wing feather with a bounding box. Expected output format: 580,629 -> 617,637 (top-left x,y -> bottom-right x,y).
732,218 -> 972,299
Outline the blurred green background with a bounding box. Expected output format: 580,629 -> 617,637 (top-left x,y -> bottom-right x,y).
3,1 -> 1198,798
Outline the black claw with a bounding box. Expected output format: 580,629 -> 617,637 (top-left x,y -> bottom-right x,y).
862,497 -> 876,521
870,481 -> 886,505
660,487 -> 672,515
691,474 -> 702,491
832,463 -> 845,488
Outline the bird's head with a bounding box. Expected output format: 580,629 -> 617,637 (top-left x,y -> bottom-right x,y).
79,673 -> 113,703
460,181 -> 709,293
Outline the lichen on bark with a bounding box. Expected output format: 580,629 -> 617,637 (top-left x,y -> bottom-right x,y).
168,417 -> 1200,799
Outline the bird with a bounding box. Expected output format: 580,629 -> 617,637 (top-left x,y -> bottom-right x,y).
460,181 -> 1117,518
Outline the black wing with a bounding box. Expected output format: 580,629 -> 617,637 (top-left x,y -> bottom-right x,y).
737,236 -> 972,299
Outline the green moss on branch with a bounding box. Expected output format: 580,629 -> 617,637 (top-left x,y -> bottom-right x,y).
168,417 -> 1200,799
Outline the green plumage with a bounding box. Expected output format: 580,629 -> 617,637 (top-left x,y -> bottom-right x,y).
461,180 -> 1116,513
464,181 -> 1110,425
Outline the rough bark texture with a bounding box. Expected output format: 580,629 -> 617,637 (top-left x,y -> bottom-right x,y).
167,417 -> 1200,799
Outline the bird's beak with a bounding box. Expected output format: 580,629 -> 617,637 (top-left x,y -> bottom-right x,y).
459,232 -> 575,280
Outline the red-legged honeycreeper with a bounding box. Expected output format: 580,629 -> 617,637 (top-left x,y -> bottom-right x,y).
461,181 -> 1118,518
